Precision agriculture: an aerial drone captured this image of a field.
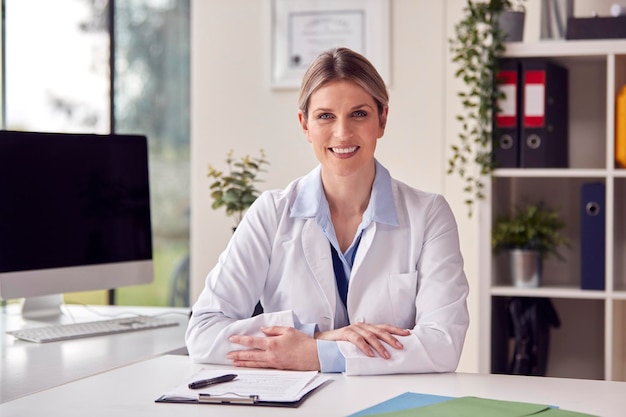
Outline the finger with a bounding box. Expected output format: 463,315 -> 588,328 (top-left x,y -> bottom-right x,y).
356,324 -> 408,350
353,328 -> 391,359
370,328 -> 405,350
375,324 -> 412,336
316,326 -> 390,357
226,348 -> 264,362
343,330 -> 376,358
231,359 -> 274,369
350,324 -> 404,356
227,350 -> 286,370
259,326 -> 290,337
228,335 -> 266,349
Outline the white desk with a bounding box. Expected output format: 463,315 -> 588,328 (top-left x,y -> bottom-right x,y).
0,303 -> 190,404
1,354 -> 625,417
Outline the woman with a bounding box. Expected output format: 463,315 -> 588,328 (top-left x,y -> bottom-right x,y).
186,47 -> 469,375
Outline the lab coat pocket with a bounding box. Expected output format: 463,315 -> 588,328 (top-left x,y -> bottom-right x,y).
387,271 -> 418,328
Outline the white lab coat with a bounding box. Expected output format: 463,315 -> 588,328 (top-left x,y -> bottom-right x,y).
186,169 -> 469,376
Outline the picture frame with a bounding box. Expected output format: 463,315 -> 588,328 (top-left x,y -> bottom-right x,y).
271,0 -> 390,89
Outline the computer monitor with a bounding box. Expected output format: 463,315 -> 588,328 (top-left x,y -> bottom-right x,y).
0,130 -> 153,319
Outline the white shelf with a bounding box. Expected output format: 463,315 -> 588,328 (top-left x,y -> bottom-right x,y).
493,169 -> 609,178
490,286 -> 608,300
481,39 -> 626,382
503,39 -> 626,58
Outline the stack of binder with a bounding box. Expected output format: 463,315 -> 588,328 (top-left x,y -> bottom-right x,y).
493,58 -> 569,169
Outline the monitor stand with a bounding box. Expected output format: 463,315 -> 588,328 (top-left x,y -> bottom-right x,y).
22,294 -> 63,320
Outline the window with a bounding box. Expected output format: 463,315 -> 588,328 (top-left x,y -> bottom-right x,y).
3,0 -> 191,307
5,0 -> 110,133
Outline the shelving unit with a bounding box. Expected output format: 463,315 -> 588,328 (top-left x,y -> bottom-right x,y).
478,39 -> 626,382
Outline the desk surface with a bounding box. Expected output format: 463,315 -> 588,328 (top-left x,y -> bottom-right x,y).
0,303 -> 190,404
1,354 -> 625,417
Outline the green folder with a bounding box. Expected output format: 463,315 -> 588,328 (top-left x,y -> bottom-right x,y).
358,396 -> 598,417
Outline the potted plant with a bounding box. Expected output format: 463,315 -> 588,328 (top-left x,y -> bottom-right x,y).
207,149 -> 269,228
492,203 -> 569,287
448,0 -> 525,217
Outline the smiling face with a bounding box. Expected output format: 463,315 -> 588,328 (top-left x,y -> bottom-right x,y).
298,79 -> 388,180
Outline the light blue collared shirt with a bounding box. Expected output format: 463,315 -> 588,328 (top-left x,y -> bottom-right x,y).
289,160 -> 399,372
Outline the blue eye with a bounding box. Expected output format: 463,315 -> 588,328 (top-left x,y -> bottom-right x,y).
353,110 -> 367,117
318,113 -> 333,119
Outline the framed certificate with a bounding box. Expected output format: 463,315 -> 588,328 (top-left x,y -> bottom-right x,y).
271,0 -> 390,89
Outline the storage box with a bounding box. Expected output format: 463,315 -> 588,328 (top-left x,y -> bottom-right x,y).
566,16 -> 626,40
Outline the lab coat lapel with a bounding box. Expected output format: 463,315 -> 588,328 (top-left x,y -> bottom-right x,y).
345,222 -> 377,316
350,222 -> 377,280
301,220 -> 337,316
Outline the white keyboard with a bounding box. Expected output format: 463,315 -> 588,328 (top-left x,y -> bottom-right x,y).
6,315 -> 179,343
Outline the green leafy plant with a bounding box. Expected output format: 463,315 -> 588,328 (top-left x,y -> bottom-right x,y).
492,203 -> 569,259
207,149 -> 269,227
448,0 -> 521,217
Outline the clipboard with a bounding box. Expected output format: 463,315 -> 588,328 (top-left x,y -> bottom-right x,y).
155,386 -> 323,408
155,368 -> 331,408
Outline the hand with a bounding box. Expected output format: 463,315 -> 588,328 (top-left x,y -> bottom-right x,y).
315,323 -> 410,359
226,326 -> 320,371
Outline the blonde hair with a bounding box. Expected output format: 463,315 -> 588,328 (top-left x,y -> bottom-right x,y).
298,47 -> 388,123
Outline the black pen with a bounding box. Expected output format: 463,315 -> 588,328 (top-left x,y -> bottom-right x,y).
188,373 -> 238,390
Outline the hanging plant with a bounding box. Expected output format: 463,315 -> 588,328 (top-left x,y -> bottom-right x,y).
448,0 -> 518,217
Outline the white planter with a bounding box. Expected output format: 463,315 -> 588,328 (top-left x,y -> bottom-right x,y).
509,249 -> 542,287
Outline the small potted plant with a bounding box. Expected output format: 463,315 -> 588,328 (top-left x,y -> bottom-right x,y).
492,203 -> 569,287
207,149 -> 269,228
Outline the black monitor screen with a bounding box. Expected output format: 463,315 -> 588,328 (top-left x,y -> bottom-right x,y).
0,131 -> 152,274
